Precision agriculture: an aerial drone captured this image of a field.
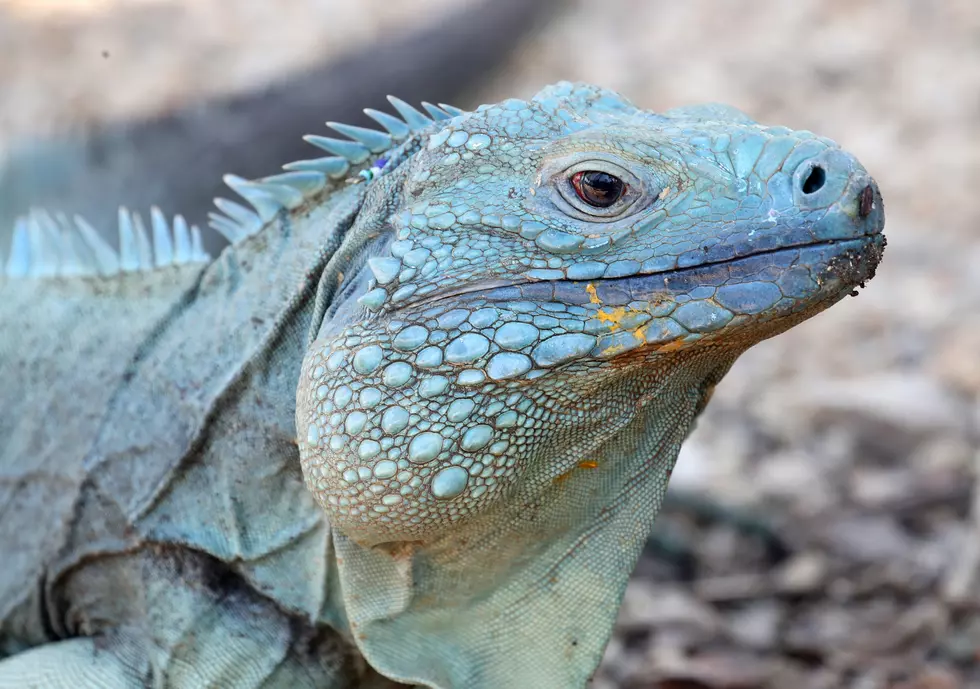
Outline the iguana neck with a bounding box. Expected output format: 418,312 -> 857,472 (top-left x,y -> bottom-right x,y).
330,348 -> 739,688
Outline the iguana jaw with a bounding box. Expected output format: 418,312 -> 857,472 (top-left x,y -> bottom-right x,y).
411,232 -> 884,320
299,232 -> 883,548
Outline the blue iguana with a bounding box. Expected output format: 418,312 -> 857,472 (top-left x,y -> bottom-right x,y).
0,82 -> 884,688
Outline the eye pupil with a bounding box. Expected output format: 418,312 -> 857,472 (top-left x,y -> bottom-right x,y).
571,171 -> 625,208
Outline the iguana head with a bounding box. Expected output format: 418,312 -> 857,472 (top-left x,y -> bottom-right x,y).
296,82 -> 884,688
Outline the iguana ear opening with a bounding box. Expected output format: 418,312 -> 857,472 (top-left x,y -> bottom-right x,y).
325,354 -> 732,689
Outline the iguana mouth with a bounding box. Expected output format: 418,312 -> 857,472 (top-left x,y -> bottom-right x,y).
413,233 -> 885,310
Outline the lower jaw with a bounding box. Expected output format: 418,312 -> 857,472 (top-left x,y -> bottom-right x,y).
464,235 -> 885,313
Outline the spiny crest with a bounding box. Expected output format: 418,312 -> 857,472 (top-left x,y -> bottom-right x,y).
2,96 -> 464,281
2,207 -> 208,279
208,96 -> 464,242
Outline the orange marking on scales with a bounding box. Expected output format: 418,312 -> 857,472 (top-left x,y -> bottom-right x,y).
586,283 -> 667,357
595,306 -> 628,330
599,343 -> 627,358
585,282 -> 601,304
656,338 -> 686,353
553,459 -> 600,484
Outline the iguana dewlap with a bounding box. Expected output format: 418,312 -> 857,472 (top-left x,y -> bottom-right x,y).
0,83 -> 884,688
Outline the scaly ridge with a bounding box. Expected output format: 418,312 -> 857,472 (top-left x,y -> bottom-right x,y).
2,207 -> 207,279
3,96 -> 465,281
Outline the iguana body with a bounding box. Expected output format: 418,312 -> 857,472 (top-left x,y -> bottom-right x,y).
0,83 -> 884,688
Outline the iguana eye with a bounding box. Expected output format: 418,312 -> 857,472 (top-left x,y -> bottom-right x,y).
548,157 -> 644,221
570,171 -> 625,208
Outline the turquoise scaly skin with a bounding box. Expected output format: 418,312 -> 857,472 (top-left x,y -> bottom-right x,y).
0,83 -> 883,688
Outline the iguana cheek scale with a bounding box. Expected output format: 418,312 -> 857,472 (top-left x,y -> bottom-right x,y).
0,83 -> 883,688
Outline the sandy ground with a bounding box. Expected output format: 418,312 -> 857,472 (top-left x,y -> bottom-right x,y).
2,1 -> 978,687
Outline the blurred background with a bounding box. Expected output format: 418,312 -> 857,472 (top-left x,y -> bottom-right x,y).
1,1 -> 977,687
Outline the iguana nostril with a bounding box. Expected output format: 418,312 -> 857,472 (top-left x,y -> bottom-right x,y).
859,184 -> 875,218
801,165 -> 826,194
